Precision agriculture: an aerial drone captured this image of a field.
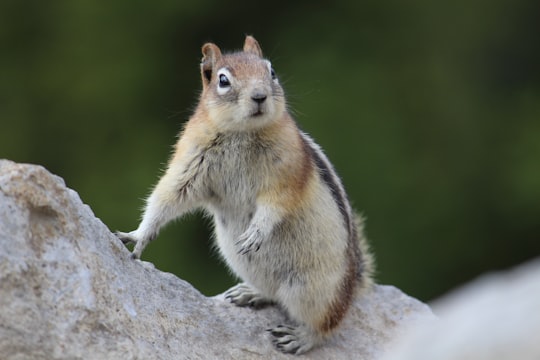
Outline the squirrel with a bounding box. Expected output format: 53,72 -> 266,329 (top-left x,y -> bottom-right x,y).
116,36 -> 374,355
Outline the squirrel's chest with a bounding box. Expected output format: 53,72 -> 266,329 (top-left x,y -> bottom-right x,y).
201,134 -> 276,204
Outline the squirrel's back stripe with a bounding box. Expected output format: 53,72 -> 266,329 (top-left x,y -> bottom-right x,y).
300,132 -> 352,234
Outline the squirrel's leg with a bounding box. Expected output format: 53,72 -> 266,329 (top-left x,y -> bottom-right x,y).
224,283 -> 275,308
269,264 -> 349,354
116,163 -> 199,259
236,168 -> 308,254
269,291 -> 327,354
236,203 -> 284,255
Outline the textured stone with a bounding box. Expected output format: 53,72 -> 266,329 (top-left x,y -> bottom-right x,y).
0,160 -> 434,359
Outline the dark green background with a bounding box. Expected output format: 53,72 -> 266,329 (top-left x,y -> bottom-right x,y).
2,0 -> 539,301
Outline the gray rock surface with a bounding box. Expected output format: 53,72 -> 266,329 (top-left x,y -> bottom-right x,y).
0,160 -> 434,359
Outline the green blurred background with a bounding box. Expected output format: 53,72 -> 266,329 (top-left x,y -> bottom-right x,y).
1,0 -> 539,302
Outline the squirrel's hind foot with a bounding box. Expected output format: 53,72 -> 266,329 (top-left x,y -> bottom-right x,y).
268,324 -> 319,355
224,283 -> 274,309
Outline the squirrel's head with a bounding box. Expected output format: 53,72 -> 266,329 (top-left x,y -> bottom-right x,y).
199,36 -> 285,132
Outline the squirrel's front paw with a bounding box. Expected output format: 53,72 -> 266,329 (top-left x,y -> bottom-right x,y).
236,227 -> 264,255
115,231 -> 145,259
115,231 -> 139,245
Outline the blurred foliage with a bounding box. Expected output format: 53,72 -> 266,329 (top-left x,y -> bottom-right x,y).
1,0 -> 539,301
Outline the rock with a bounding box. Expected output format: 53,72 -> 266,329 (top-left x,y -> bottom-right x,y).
0,160 -> 435,359
381,258 -> 540,360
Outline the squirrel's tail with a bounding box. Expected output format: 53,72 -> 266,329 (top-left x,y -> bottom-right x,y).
354,214 -> 376,289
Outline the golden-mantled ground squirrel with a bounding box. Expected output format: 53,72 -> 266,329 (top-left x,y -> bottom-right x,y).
117,36 -> 374,355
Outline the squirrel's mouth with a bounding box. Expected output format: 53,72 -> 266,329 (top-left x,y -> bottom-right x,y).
249,102 -> 268,118
250,106 -> 265,117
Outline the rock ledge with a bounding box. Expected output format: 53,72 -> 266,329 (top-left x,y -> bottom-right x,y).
0,160 -> 434,359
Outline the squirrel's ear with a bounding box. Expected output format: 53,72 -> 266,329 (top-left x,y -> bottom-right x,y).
243,36 -> 263,57
201,43 -> 222,86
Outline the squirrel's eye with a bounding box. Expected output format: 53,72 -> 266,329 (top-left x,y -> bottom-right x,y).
219,74 -> 231,88
270,68 -> 277,80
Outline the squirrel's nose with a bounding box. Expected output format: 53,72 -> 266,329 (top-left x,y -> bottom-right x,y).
251,92 -> 267,104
